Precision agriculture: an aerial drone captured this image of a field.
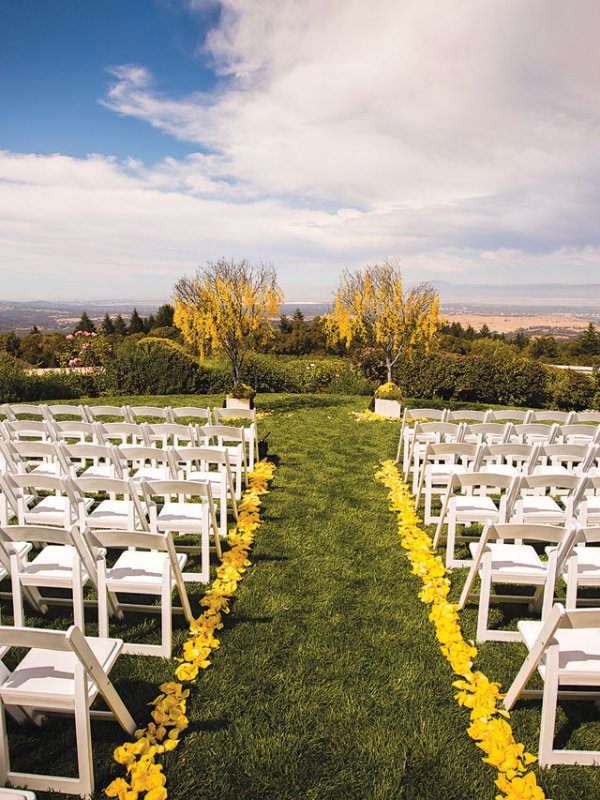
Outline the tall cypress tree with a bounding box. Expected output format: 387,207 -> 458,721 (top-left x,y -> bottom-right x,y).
74,311 -> 96,333
100,313 -> 115,335
128,308 -> 145,334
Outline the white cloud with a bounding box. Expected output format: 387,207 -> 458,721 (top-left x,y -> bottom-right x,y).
2,0 -> 600,300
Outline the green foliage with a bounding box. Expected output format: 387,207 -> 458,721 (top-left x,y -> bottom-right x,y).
100,313 -> 115,335
0,353 -> 94,403
97,337 -> 205,396
392,352 -> 552,408
18,332 -> 69,367
239,353 -> 372,395
113,314 -> 127,336
0,331 -> 20,357
154,303 -> 175,328
552,369 -> 596,410
127,308 -> 145,335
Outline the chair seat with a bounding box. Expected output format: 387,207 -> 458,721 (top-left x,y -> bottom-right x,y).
106,549 -> 187,593
454,496 -> 499,518
426,464 -> 467,480
532,465 -> 571,477
86,499 -> 133,528
156,502 -> 205,530
78,465 -> 115,480
186,470 -> 225,488
0,636 -> 122,708
480,464 -> 520,477
518,620 -> 600,684
23,496 -> 75,525
19,545 -> 91,587
129,467 -> 171,483
469,542 -> 547,578
0,541 -> 32,582
520,496 -> 564,517
563,547 -> 600,582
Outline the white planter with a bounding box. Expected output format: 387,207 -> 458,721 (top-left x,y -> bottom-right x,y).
225,397 -> 251,410
374,398 -> 402,419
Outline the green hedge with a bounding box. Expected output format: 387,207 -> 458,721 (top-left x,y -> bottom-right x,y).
392,352 -> 597,410
239,353 -> 372,395
0,353 -> 95,403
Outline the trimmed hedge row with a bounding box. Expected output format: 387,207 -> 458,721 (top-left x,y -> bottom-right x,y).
394,352 -> 596,410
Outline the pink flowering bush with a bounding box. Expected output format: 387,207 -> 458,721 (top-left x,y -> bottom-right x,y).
61,331 -> 111,372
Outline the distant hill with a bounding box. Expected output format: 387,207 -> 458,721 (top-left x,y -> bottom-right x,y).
0,300 -> 162,334
432,281 -> 600,310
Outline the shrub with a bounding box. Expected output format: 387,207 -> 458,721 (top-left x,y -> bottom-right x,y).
239,354 -> 371,395
0,354 -> 94,403
374,382 -> 403,401
552,369 -> 595,410
97,338 -> 205,396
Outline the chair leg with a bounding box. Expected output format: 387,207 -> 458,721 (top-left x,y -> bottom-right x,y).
161,569 -> 172,659
476,557 -> 493,641
538,644 -> 560,768
74,667 -> 94,797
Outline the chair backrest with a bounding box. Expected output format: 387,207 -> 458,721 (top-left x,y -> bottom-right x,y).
4,403 -> 47,420
142,478 -> 218,537
512,422 -> 559,443
9,439 -> 67,471
559,423 -> 600,443
128,405 -> 172,422
146,423 -> 197,447
479,443 -> 538,472
572,412 -> 600,423
453,470 -> 516,492
445,410 -> 490,423
485,522 -> 579,572
172,445 -> 231,468
62,442 -> 123,478
43,404 -> 89,421
403,408 -> 448,423
101,422 -> 150,446
213,407 -> 257,423
199,424 -> 246,445
10,471 -> 69,496
4,419 -> 52,441
577,525 -> 600,545
464,422 -> 513,441
530,410 -> 575,424
488,409 -> 534,423
170,406 -> 212,423
86,405 -> 130,421
52,420 -> 103,443
115,445 -> 176,475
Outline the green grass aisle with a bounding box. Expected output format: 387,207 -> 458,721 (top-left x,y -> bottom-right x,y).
161,396 -> 493,800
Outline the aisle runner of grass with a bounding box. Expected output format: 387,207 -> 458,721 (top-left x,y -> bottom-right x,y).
162,395 -> 492,800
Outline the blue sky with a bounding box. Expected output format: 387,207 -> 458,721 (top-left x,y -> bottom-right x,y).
1,0 -> 600,302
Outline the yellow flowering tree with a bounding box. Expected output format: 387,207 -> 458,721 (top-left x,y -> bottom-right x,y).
173,259 -> 283,386
327,261 -> 440,384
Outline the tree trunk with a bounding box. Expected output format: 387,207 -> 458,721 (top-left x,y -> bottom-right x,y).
386,357 -> 393,383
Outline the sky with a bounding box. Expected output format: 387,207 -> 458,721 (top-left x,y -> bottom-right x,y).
1,0 -> 600,303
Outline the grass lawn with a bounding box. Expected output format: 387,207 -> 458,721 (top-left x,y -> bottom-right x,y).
3,393 -> 600,799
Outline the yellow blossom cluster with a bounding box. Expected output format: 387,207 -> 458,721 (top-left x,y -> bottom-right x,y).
374,460 -> 548,800
353,410 -> 396,423
105,460 -> 276,800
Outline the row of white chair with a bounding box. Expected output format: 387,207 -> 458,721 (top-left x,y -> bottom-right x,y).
415,441 -> 600,525
0,473 -> 221,581
1,401 -> 256,428
402,421 -> 600,487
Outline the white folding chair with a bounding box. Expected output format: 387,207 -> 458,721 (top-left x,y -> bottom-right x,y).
557,423 -> 600,447
511,473 -> 586,526
405,421 -> 465,488
145,422 -> 197,449
91,528 -> 192,658
50,420 -> 104,445
573,412 -> 600,423
0,441 -> 67,479
172,446 -> 238,537
477,443 -> 538,478
532,443 -> 595,478
396,407 -> 449,464
73,476 -> 149,532
503,604 -> 600,767
414,442 -> 480,525
10,474 -> 84,529
60,442 -> 123,480
461,422 -> 513,446
3,421 -> 52,443
212,407 -> 259,470
459,522 -> 578,642
0,624 -> 136,796
114,445 -> 176,484
434,472 -> 519,568
508,423 -> 559,446
445,409 -> 492,423
575,475 -> 600,526
199,426 -> 247,498
100,422 -> 150,447
142,479 -> 221,582
0,525 -> 100,633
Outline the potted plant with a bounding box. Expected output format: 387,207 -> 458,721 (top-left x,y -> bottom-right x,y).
374,381 -> 402,418
225,382 -> 256,410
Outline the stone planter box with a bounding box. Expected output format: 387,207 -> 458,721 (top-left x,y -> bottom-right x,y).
225,397 -> 252,411
374,398 -> 402,419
